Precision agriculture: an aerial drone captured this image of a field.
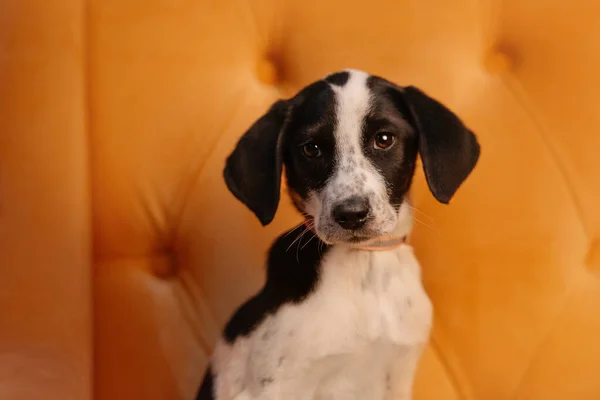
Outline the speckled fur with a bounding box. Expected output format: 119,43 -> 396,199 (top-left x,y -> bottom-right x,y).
211,244 -> 431,400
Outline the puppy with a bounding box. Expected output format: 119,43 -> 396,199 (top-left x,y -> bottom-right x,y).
196,69 -> 480,400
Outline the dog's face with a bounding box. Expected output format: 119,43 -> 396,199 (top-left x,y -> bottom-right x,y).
282,71 -> 418,243
224,69 -> 480,244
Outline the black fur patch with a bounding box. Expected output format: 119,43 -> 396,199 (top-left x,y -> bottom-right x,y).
283,81 -> 338,203
223,100 -> 288,226
196,366 -> 215,400
223,227 -> 329,342
364,76 -> 419,206
324,71 -> 350,86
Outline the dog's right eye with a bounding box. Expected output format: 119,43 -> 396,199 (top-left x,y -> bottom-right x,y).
302,142 -> 322,158
373,132 -> 396,150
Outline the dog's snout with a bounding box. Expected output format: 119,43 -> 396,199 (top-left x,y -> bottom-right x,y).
332,197 -> 370,230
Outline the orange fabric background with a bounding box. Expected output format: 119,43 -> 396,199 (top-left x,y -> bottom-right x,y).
1,1 -> 599,399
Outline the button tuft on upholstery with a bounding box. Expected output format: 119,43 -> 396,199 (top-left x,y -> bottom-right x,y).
586,238 -> 600,274
150,252 -> 180,279
256,58 -> 279,86
484,51 -> 512,75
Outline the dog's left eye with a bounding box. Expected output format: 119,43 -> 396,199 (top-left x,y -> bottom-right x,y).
302,142 -> 322,158
374,132 -> 396,150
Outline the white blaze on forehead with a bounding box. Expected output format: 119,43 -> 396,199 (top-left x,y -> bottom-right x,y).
327,69 -> 383,197
329,69 -> 372,151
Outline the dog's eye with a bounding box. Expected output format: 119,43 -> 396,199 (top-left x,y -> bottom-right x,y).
303,142 -> 322,158
374,132 -> 396,150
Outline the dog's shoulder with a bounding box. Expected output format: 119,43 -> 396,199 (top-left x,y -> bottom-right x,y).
222,228 -> 329,343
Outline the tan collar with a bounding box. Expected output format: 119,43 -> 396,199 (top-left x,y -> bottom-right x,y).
348,235 -> 407,251
303,219 -> 408,252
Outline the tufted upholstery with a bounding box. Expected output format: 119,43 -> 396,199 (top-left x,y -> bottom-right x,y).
1,0 -> 600,399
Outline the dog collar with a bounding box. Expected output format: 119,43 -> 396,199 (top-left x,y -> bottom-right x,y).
349,235 -> 407,251
303,219 -> 407,252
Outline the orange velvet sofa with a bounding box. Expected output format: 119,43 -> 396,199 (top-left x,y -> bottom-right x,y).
1,1 -> 599,399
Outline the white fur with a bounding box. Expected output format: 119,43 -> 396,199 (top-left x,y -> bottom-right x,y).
212,244 -> 432,400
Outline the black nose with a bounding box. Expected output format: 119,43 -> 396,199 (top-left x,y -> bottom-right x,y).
332,197 -> 370,230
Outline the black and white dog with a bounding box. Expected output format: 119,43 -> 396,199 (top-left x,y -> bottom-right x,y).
197,69 -> 480,400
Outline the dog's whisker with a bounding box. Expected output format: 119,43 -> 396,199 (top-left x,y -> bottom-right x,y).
411,215 -> 440,234
301,232 -> 318,250
406,204 -> 435,223
283,221 -> 306,238
286,227 -> 309,252
295,228 -> 312,262
288,231 -> 307,252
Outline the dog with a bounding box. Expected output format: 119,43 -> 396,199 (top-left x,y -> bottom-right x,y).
196,69 -> 480,400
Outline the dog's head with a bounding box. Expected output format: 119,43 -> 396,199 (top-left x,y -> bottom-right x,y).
224,69 -> 480,244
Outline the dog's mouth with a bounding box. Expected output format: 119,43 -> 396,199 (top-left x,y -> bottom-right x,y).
346,230 -> 382,243
306,218 -> 392,245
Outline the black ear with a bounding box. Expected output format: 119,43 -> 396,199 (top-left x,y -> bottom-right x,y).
223,100 -> 288,225
402,86 -> 480,204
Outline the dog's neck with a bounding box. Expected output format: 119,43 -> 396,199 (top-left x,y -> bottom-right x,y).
303,219 -> 409,252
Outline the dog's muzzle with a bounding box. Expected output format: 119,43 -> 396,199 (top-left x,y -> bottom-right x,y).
303,216 -> 407,251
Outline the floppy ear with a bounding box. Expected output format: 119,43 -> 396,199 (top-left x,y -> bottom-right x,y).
401,86 -> 480,204
223,100 -> 288,226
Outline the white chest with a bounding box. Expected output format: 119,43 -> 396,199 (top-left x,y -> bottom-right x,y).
271,245 -> 432,350
213,245 -> 432,400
